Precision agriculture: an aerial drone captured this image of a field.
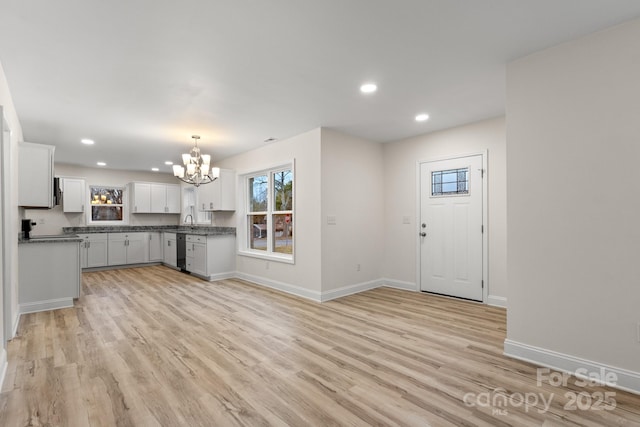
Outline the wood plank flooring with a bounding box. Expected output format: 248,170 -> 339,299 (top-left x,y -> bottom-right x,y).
1,265 -> 639,426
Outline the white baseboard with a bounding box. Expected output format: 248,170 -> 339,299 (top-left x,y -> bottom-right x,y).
206,271 -> 236,282
381,278 -> 417,292
19,298 -> 74,315
320,279 -> 383,302
11,311 -> 19,338
487,295 -> 507,308
234,272 -> 322,302
0,347 -> 7,392
504,339 -> 640,395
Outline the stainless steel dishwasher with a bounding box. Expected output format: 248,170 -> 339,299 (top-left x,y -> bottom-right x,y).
176,233 -> 187,271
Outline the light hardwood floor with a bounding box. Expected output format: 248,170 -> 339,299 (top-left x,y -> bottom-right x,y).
1,265 -> 639,426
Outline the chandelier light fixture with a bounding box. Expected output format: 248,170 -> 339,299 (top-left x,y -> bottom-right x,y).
172,135 -> 220,187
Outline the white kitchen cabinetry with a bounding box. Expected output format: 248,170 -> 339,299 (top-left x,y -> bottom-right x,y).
108,232 -> 148,265
18,142 -> 55,208
198,169 -> 235,211
132,182 -> 181,214
131,183 -> 151,213
185,234 -> 235,280
165,184 -> 181,213
62,178 -> 86,213
18,240 -> 81,313
163,232 -> 177,268
186,235 -> 207,277
148,231 -> 163,262
78,233 -> 108,268
150,183 -> 181,213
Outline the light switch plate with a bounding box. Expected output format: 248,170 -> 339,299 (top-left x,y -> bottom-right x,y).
327,215 -> 336,225
402,216 -> 411,224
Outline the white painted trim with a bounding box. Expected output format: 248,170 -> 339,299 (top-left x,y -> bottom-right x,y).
487,295 -> 507,308
11,311 -> 19,338
19,298 -> 74,315
234,272 -> 321,302
415,151 -> 489,303
381,278 -> 417,292
204,271 -> 236,282
0,347 -> 7,392
504,339 -> 640,395
320,279 -> 383,302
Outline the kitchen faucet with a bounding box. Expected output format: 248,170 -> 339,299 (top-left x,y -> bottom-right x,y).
184,214 -> 194,226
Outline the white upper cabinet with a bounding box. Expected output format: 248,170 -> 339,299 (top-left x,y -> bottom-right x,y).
132,182 -> 180,214
18,142 -> 55,208
150,184 -> 166,213
62,178 -> 85,213
198,169 -> 235,211
165,184 -> 181,213
131,183 -> 151,213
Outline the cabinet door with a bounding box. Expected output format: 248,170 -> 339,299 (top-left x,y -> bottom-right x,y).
18,142 -> 54,208
150,184 -> 167,213
131,183 -> 151,213
87,238 -> 108,268
198,169 -> 235,211
191,243 -> 207,276
126,233 -> 149,264
148,232 -> 163,262
63,178 -> 86,213
163,238 -> 177,267
108,234 -> 128,266
79,241 -> 88,269
165,184 -> 181,213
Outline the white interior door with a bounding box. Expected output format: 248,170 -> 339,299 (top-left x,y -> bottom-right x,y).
420,154 -> 483,301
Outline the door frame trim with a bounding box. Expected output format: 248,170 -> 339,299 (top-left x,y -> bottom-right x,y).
415,150 -> 488,303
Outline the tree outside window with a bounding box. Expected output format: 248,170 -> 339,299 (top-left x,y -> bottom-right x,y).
245,166 -> 294,260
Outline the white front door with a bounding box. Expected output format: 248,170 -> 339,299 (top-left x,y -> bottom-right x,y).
420,154 -> 484,301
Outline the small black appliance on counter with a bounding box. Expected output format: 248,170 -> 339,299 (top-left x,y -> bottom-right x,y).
21,219 -> 36,239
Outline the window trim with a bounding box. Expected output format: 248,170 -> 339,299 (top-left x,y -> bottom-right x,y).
86,184 -> 129,225
238,161 -> 295,264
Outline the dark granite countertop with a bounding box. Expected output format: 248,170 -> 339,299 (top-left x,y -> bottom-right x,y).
19,234 -> 83,244
62,225 -> 236,236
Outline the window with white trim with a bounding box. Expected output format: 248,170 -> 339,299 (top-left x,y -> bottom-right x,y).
242,165 -> 294,262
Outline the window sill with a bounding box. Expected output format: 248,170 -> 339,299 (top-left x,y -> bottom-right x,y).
238,249 -> 294,265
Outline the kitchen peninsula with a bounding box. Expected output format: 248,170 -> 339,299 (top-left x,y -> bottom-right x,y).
62,225 -> 236,281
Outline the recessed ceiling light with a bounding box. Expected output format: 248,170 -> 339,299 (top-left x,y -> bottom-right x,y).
96,162 -> 106,166
81,139 -> 94,145
151,167 -> 159,172
360,83 -> 377,94
164,161 -> 173,165
415,113 -> 430,122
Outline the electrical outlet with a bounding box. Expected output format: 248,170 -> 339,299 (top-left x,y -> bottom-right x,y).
402,216 -> 411,224
39,218 -> 45,225
327,215 -> 337,225
265,261 -> 269,270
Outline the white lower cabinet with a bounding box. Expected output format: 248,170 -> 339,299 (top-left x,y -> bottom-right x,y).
163,232 -> 177,268
148,232 -> 163,262
78,233 -> 108,268
185,234 -> 235,280
108,232 -> 149,266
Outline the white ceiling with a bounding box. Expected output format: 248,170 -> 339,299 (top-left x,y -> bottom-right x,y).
1,1 -> 640,172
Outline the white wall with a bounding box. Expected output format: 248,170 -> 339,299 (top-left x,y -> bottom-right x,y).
214,128 -> 323,296
506,18 -> 640,379
0,61 -> 24,350
382,117 -> 508,302
24,164 -> 181,235
320,128 -> 384,293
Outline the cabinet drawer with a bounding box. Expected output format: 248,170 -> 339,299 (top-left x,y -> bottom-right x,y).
187,235 -> 206,243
